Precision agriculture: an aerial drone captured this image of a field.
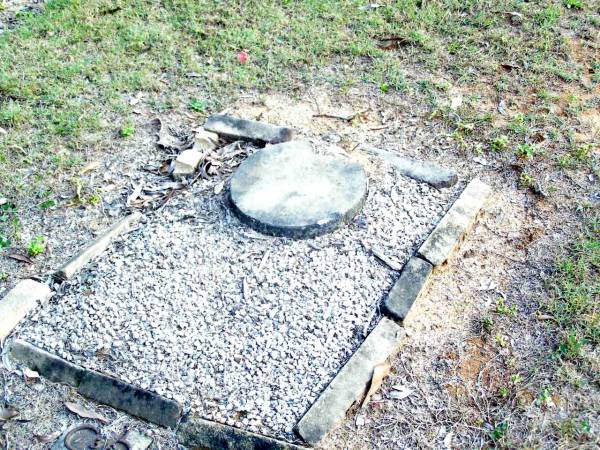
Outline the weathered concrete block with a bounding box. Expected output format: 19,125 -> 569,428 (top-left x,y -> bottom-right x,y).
55,213 -> 142,281
383,256 -> 432,322
362,145 -> 458,189
0,279 -> 52,340
295,317 -> 403,446
418,178 -> 491,266
204,114 -> 294,144
9,340 -> 182,428
172,149 -> 204,178
178,416 -> 304,450
193,128 -> 219,152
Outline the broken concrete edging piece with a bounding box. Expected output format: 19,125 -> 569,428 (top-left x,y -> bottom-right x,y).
418,178 -> 492,266
178,416 -> 306,450
8,339 -> 182,428
204,114 -> 294,144
54,212 -> 142,281
0,279 -> 52,341
382,256 -> 433,323
172,149 -> 204,179
295,317 -> 403,446
361,145 -> 458,189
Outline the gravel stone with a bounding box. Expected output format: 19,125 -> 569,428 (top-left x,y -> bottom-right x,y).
15,154 -> 458,441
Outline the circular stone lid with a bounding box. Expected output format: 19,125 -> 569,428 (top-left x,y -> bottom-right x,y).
229,141 -> 368,238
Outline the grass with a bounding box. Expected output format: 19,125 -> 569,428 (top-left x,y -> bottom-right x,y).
1,1 -> 598,218
539,217 -> 599,446
470,216 -> 599,448
548,218 -> 599,346
26,235 -> 46,257
0,0 -> 596,334
0,1 -> 598,447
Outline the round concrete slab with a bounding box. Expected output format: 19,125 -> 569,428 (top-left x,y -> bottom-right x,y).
229,141 -> 368,238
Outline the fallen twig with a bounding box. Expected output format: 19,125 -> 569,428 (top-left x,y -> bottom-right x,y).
313,109 -> 368,122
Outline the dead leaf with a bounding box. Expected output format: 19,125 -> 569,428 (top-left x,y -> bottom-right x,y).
450,94 -> 463,110
64,402 -> 109,423
158,159 -> 175,176
129,93 -> 143,106
389,385 -> 413,400
214,181 -> 225,195
361,362 -> 391,407
0,126 -> 7,135
155,118 -> 191,151
360,3 -> 382,10
6,253 -> 34,265
35,431 -> 61,443
536,313 -> 556,321
126,183 -> 144,207
80,161 -> 100,175
477,280 -> 498,291
500,62 -> 519,72
378,36 -> 410,50
504,11 -> 523,18
0,406 -> 19,421
144,181 -> 185,193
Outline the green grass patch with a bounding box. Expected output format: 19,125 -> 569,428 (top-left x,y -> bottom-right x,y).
548,219 -> 599,346
0,0 -> 597,243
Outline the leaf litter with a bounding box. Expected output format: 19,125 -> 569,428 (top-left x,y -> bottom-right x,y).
34,430 -> 62,443
128,120 -> 253,211
361,362 -> 391,408
154,117 -> 193,152
0,406 -> 19,421
64,402 -> 109,424
6,253 -> 34,265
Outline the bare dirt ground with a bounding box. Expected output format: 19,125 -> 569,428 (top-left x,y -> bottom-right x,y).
2,80 -> 598,449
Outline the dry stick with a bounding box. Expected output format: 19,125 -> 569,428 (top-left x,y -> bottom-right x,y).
368,125 -> 390,131
490,250 -> 526,264
309,94 -> 322,115
476,354 -> 503,422
313,109 -> 369,122
155,189 -> 178,212
152,162 -> 208,213
257,250 -> 270,273
242,277 -> 250,300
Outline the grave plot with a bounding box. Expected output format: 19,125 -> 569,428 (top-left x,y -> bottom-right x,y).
9,136 -> 462,445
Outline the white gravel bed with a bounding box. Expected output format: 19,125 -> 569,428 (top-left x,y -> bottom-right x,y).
15,156 -> 457,441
